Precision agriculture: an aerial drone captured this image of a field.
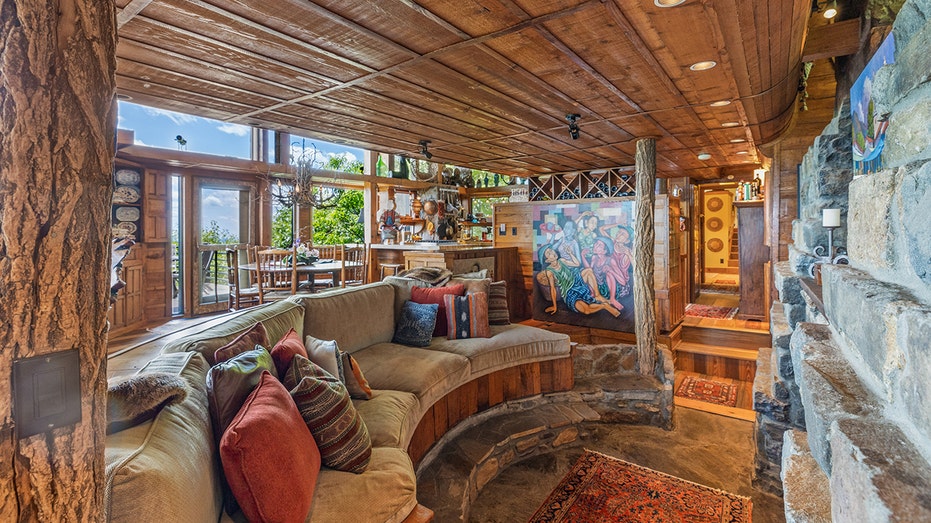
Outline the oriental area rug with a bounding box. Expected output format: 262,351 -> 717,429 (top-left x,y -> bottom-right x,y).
685,303 -> 738,320
675,376 -> 739,408
700,284 -> 739,295
528,450 -> 752,523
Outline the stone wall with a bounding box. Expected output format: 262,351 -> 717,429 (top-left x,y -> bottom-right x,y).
572,342 -> 675,429
778,1 -> 931,520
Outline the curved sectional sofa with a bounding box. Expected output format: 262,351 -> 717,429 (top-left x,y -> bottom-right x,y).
104,281 -> 573,522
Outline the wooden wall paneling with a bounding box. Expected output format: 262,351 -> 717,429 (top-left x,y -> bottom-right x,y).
143,171 -> 170,242
433,396 -> 449,440
735,201 -> 768,320
143,244 -> 171,321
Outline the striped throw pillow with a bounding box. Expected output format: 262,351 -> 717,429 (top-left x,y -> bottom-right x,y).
444,292 -> 491,340
284,355 -> 371,473
488,281 -> 510,325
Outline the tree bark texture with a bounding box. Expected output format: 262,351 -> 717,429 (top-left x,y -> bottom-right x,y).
633,138 -> 657,376
1,1 -> 116,520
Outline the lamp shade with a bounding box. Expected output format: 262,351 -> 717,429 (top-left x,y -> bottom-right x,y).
822,209 -> 841,228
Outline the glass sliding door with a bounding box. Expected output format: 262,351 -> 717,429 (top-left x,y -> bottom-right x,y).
192,178 -> 256,315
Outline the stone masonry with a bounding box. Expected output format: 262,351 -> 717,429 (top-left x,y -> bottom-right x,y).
572,342 -> 675,429
778,2 -> 931,520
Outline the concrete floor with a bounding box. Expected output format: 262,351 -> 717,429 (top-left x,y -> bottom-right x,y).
468,407 -> 786,523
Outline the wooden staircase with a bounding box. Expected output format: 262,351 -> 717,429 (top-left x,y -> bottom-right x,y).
728,226 -> 740,268
673,324 -> 771,421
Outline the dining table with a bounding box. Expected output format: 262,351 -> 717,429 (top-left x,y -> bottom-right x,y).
241,259 -> 361,292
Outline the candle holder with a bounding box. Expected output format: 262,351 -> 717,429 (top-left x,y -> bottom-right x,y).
810,208 -> 849,280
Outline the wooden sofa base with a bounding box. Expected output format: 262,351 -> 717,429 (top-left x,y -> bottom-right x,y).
407,356 -> 575,466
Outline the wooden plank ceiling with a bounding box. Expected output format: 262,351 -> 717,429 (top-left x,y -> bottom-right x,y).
115,0 -> 814,180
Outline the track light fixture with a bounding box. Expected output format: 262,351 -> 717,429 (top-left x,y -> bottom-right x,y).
566,114 -> 581,140
419,139 -> 433,159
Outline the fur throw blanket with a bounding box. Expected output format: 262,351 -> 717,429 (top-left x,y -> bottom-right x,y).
107,372 -> 188,434
396,266 -> 452,286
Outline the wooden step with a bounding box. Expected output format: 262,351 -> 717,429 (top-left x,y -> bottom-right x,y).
673,343 -> 758,382
681,325 -> 771,350
676,341 -> 757,361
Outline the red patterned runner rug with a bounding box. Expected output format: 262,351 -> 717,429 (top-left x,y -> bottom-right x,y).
685,303 -> 738,319
528,450 -> 752,523
675,375 -> 739,408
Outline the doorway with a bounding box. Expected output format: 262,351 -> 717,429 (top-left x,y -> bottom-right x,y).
696,184 -> 740,295
191,178 -> 257,315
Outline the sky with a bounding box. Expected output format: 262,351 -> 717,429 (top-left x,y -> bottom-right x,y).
117,101 -> 364,235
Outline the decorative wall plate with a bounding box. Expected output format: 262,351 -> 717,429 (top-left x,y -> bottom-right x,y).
706,196 -> 724,212
115,168 -> 141,185
112,222 -> 137,237
115,206 -> 140,221
113,185 -> 141,204
706,217 -> 724,232
707,238 -> 724,253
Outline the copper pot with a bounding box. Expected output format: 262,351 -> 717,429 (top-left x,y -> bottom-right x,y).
423,199 -> 438,216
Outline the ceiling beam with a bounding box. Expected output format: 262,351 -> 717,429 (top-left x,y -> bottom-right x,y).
803,18 -> 861,62
116,0 -> 153,28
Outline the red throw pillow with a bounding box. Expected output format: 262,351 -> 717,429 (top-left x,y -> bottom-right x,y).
214,322 -> 269,365
270,328 -> 308,377
220,371 -> 321,523
411,284 -> 464,337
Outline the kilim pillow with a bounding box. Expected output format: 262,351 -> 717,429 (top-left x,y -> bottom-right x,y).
411,284 -> 464,337
444,292 -> 491,340
392,301 -> 439,347
220,371 -> 320,523
214,322 -> 269,365
488,280 -> 511,325
269,328 -> 308,377
284,355 -> 372,473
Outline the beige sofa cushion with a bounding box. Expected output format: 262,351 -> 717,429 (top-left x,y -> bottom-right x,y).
162,300 -> 305,363
300,283 -> 397,353
105,352 -> 221,523
354,390 -> 420,449
218,447 -> 417,523
351,344 -> 470,409
429,324 -> 571,375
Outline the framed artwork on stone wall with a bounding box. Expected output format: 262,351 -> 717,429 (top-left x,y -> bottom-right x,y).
851,32 -> 895,175
531,200 -> 636,332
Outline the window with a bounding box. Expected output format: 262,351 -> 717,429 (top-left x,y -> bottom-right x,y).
117,101 -> 252,159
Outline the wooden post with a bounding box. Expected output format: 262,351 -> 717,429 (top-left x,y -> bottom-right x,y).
0,1 -> 116,520
634,138 -> 657,376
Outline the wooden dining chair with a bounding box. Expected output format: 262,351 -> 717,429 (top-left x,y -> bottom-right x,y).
340,244 -> 368,288
311,244 -> 339,291
225,248 -> 260,310
254,247 -> 297,303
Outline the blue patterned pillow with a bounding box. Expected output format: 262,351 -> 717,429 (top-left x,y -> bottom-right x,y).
392,301 -> 439,347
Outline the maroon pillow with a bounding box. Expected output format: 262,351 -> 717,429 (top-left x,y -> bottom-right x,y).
270,328 -> 308,377
214,322 -> 269,365
220,371 -> 321,523
411,284 -> 464,337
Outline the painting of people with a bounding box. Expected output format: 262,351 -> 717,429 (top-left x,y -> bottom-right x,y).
532,200 -> 636,332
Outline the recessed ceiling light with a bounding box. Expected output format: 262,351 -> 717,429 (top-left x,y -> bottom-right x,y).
727,175 -> 735,180
735,151 -> 748,155
654,0 -> 686,6
710,100 -> 732,107
697,153 -> 712,161
721,122 -> 740,127
729,138 -> 746,143
689,61 -> 717,71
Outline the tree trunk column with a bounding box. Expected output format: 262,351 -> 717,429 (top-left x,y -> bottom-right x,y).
634,138 -> 657,376
0,1 -> 117,520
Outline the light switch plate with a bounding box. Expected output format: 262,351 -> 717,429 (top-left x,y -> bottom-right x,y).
12,349 -> 82,438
